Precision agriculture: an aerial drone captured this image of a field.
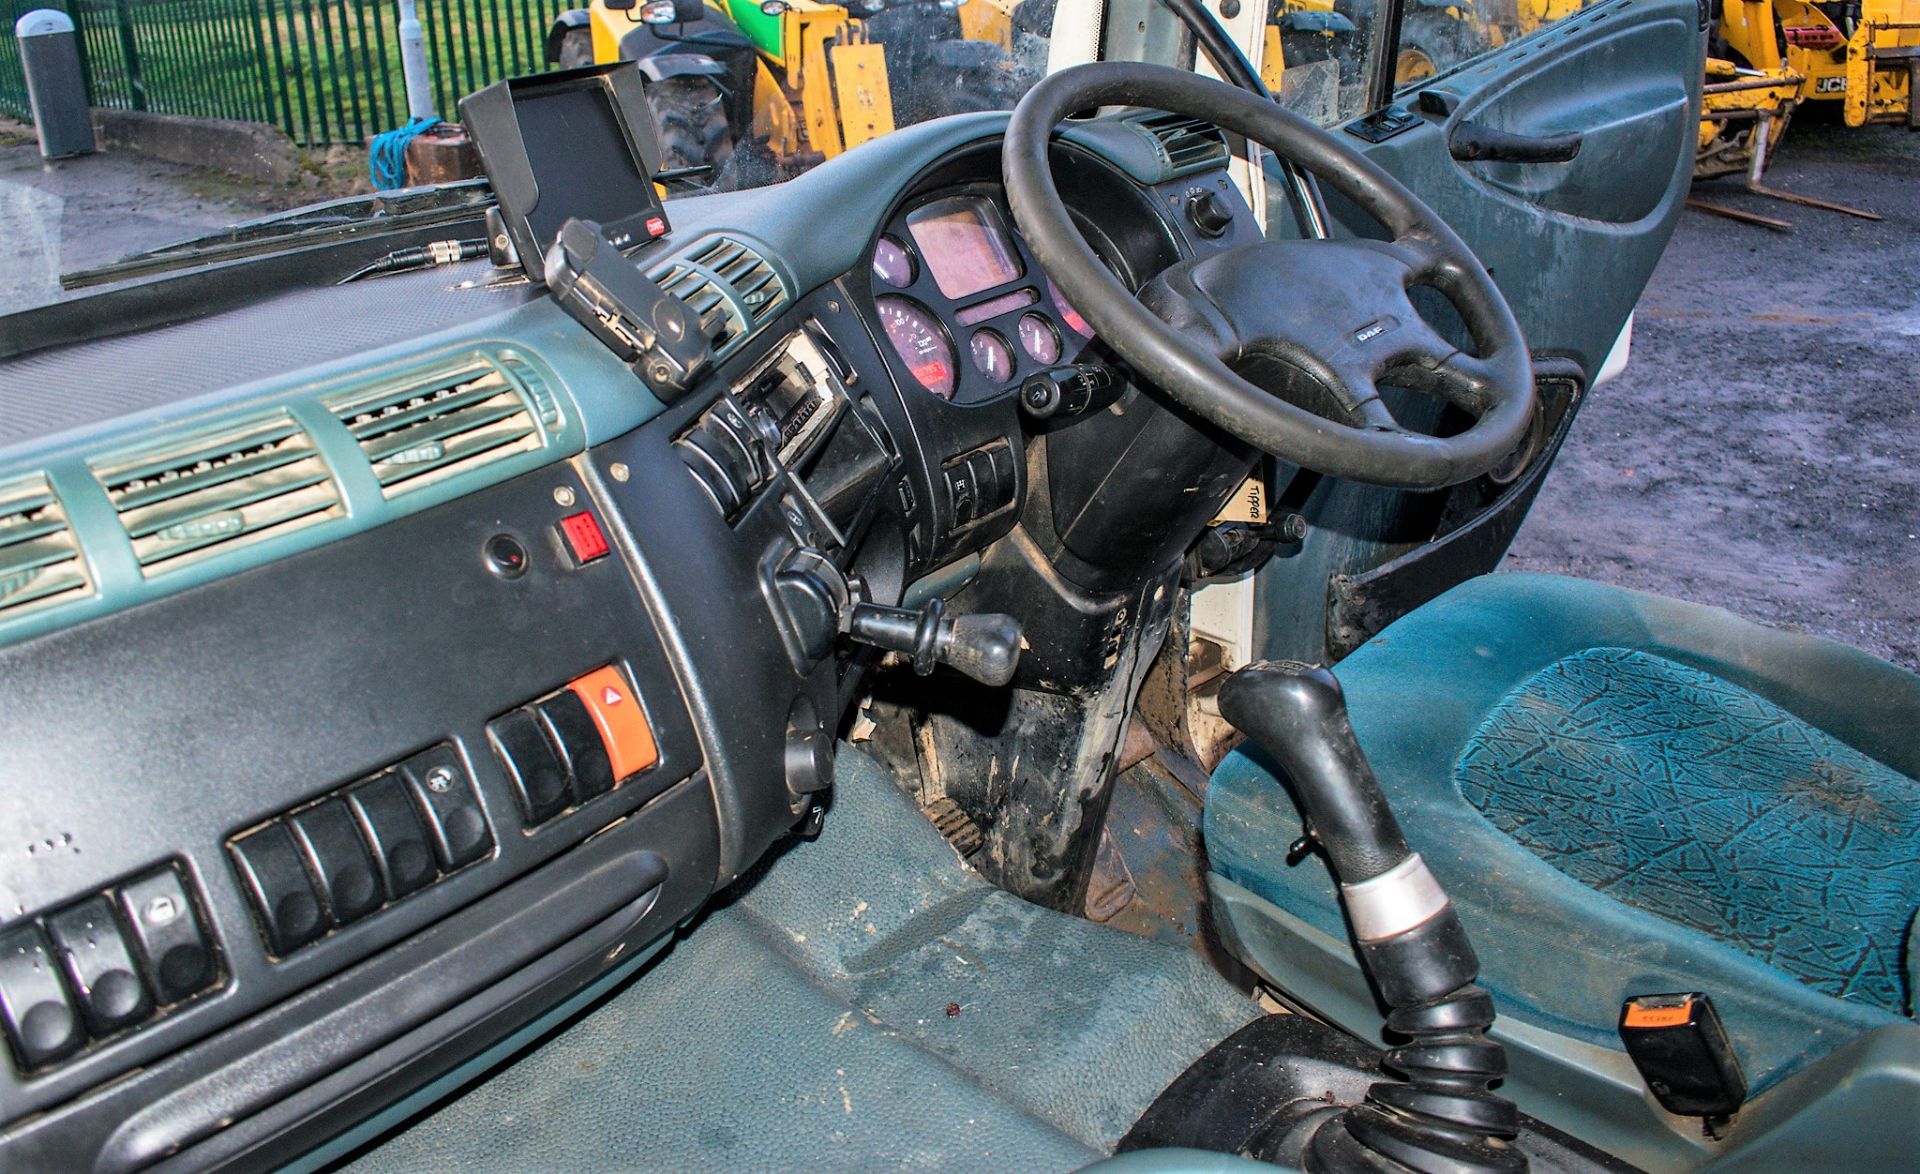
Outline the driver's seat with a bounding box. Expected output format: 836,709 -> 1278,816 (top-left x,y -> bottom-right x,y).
1204,573 -> 1920,1170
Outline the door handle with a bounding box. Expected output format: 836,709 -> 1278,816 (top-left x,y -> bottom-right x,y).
1448,121 -> 1584,163
1414,89 -> 1584,164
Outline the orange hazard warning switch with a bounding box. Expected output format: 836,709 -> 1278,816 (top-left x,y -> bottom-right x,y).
568,665 -> 657,781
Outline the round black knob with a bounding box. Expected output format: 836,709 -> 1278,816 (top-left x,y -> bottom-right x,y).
1187,190 -> 1235,239
484,533 -> 529,579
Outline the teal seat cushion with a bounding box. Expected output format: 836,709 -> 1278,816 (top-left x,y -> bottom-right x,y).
1456,646 -> 1920,1013
1207,573 -> 1920,1093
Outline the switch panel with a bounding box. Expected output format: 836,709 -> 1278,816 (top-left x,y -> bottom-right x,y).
489,665 -> 658,829
0,861 -> 221,1076
942,440 -> 1016,533
227,742 -> 491,961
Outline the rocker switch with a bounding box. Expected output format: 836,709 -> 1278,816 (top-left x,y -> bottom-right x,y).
0,924 -> 84,1070
46,897 -> 152,1036
116,867 -> 218,1005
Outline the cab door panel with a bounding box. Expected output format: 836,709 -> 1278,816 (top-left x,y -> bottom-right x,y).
1241,0 -> 1701,667
1342,0 -> 1703,375
1464,80 -> 1690,222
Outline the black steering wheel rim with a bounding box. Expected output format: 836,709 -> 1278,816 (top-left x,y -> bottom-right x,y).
1002,62 -> 1537,490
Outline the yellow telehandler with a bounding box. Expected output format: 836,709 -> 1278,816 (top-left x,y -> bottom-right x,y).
546,0 -> 1037,185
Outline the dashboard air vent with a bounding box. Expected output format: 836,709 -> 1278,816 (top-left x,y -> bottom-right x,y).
326,357 -> 547,497
692,236 -> 789,326
93,414 -> 342,573
1131,111 -> 1230,176
650,235 -> 790,357
0,474 -> 90,618
649,262 -> 741,352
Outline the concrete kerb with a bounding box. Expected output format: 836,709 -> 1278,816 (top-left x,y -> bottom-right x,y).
89,108 -> 301,184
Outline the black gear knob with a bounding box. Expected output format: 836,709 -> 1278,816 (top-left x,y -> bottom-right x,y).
1220,660 -> 1524,1173
1219,661 -> 1414,884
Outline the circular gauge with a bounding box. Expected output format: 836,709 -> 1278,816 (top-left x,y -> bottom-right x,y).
1048,279 -> 1094,339
871,236 -> 915,288
875,295 -> 956,400
1017,313 -> 1061,365
970,330 -> 1015,383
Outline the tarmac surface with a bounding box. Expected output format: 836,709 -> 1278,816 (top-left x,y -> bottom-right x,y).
0,135 -> 260,309
0,119 -> 1913,671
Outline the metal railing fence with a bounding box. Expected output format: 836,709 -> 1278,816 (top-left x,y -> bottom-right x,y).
0,0 -> 567,146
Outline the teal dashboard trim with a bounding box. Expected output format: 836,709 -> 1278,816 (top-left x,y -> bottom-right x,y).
0,291 -> 678,653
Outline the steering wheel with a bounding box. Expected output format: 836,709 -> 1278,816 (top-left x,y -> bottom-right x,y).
1003,63 -> 1536,490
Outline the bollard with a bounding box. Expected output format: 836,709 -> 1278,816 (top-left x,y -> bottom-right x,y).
14,9 -> 95,160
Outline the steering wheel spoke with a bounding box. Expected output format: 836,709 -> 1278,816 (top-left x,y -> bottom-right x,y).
1383,233 -> 1447,284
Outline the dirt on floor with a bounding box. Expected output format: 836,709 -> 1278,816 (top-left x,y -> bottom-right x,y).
1505,114 -> 1920,673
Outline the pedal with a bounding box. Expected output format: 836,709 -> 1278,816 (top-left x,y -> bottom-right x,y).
924,796 -> 984,857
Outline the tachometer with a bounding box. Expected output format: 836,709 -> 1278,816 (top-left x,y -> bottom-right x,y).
1048,278 -> 1094,339
876,295 -> 956,400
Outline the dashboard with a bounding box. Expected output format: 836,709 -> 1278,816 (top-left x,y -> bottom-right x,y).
0,104 -> 1267,1169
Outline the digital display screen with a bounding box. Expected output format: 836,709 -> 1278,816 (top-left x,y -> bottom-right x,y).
514,78 -> 663,252
906,195 -> 1024,299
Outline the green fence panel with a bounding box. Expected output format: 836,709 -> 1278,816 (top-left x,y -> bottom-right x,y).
0,0 -> 572,145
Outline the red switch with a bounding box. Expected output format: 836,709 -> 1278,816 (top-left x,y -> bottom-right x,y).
558,511 -> 610,564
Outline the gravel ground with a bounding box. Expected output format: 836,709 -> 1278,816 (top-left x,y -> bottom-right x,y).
1505,116 -> 1920,672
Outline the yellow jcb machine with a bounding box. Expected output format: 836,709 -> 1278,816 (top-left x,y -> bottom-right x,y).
547,0 -> 1032,184
1689,0 -> 1914,224
1264,0 -> 1914,225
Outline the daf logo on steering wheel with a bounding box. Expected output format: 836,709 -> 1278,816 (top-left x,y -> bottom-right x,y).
1353,316 -> 1397,344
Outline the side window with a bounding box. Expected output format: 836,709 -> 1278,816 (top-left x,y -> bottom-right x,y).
1264,1 -> 1389,126
1393,0 -> 1590,88
1261,0 -> 1594,127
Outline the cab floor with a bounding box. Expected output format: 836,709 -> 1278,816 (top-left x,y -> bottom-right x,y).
340,746 -> 1260,1171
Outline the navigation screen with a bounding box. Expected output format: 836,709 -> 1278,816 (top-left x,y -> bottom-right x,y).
516,78 -> 662,251
906,196 -> 1024,298
462,63 -> 671,278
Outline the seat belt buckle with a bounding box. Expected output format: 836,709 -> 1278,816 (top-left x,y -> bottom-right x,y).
1618,992 -> 1748,1132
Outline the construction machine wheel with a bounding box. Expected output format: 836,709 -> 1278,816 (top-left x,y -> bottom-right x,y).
1394,9 -> 1488,84
556,26 -> 594,69
647,76 -> 737,176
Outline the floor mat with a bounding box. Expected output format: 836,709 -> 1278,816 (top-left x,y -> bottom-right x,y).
344,746 -> 1259,1171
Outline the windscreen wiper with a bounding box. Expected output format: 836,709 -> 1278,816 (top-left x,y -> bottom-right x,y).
59,178 -> 496,290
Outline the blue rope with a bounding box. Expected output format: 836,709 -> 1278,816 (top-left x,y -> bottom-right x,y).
368,116 -> 441,190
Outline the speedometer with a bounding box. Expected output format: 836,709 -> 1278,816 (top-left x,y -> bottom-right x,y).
875,295 -> 956,400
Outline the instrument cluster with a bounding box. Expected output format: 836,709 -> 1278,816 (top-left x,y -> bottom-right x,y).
865,186 -> 1098,405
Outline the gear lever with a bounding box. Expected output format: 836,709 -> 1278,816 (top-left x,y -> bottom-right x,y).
1219,661 -> 1525,1174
